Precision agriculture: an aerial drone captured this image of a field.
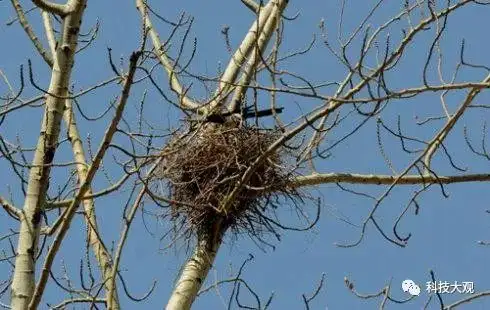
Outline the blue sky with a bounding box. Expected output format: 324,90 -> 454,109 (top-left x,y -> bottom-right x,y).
1,1 -> 490,309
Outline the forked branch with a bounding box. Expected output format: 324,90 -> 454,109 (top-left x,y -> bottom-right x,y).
135,0 -> 201,112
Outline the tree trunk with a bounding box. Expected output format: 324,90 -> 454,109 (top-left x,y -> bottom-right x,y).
10,2 -> 87,308
63,100 -> 120,309
166,223 -> 225,310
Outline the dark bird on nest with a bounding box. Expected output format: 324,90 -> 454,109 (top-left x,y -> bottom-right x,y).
204,106 -> 284,124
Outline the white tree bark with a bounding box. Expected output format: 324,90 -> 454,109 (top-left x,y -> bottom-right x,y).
135,0 -> 200,112
10,1 -> 87,308
63,100 -> 120,309
291,173 -> 490,187
229,0 -> 287,113
166,224 -> 224,310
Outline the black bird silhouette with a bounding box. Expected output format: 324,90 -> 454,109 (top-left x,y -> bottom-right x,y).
204,106 -> 284,124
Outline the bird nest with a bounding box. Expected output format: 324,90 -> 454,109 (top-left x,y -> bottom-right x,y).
154,122 -> 304,241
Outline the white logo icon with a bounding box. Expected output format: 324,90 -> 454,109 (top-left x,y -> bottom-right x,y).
402,279 -> 421,296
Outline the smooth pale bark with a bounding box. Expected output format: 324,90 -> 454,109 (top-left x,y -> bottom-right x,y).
10,0 -> 54,67
10,1 -> 87,308
423,73 -> 490,172
166,225 -> 224,310
214,0 -> 276,108
28,51 -> 140,310
291,173 -> 490,187
135,0 -> 200,112
63,100 -> 120,309
229,0 -> 287,112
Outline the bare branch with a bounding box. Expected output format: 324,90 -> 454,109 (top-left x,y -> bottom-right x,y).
135,0 -> 201,111
241,0 -> 260,13
302,273 -> 326,310
9,0 -> 54,67
41,11 -> 57,57
291,173 -> 490,187
10,0 -> 89,307
28,51 -> 141,310
213,0 -> 277,110
424,73 -> 490,171
50,297 -> 106,309
31,0 -> 69,17
62,98 -> 120,309
444,290 -> 490,309
44,172 -> 132,209
228,0 -> 287,113
0,196 -> 21,219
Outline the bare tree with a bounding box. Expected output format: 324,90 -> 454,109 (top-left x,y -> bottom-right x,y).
1,0 -> 490,309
